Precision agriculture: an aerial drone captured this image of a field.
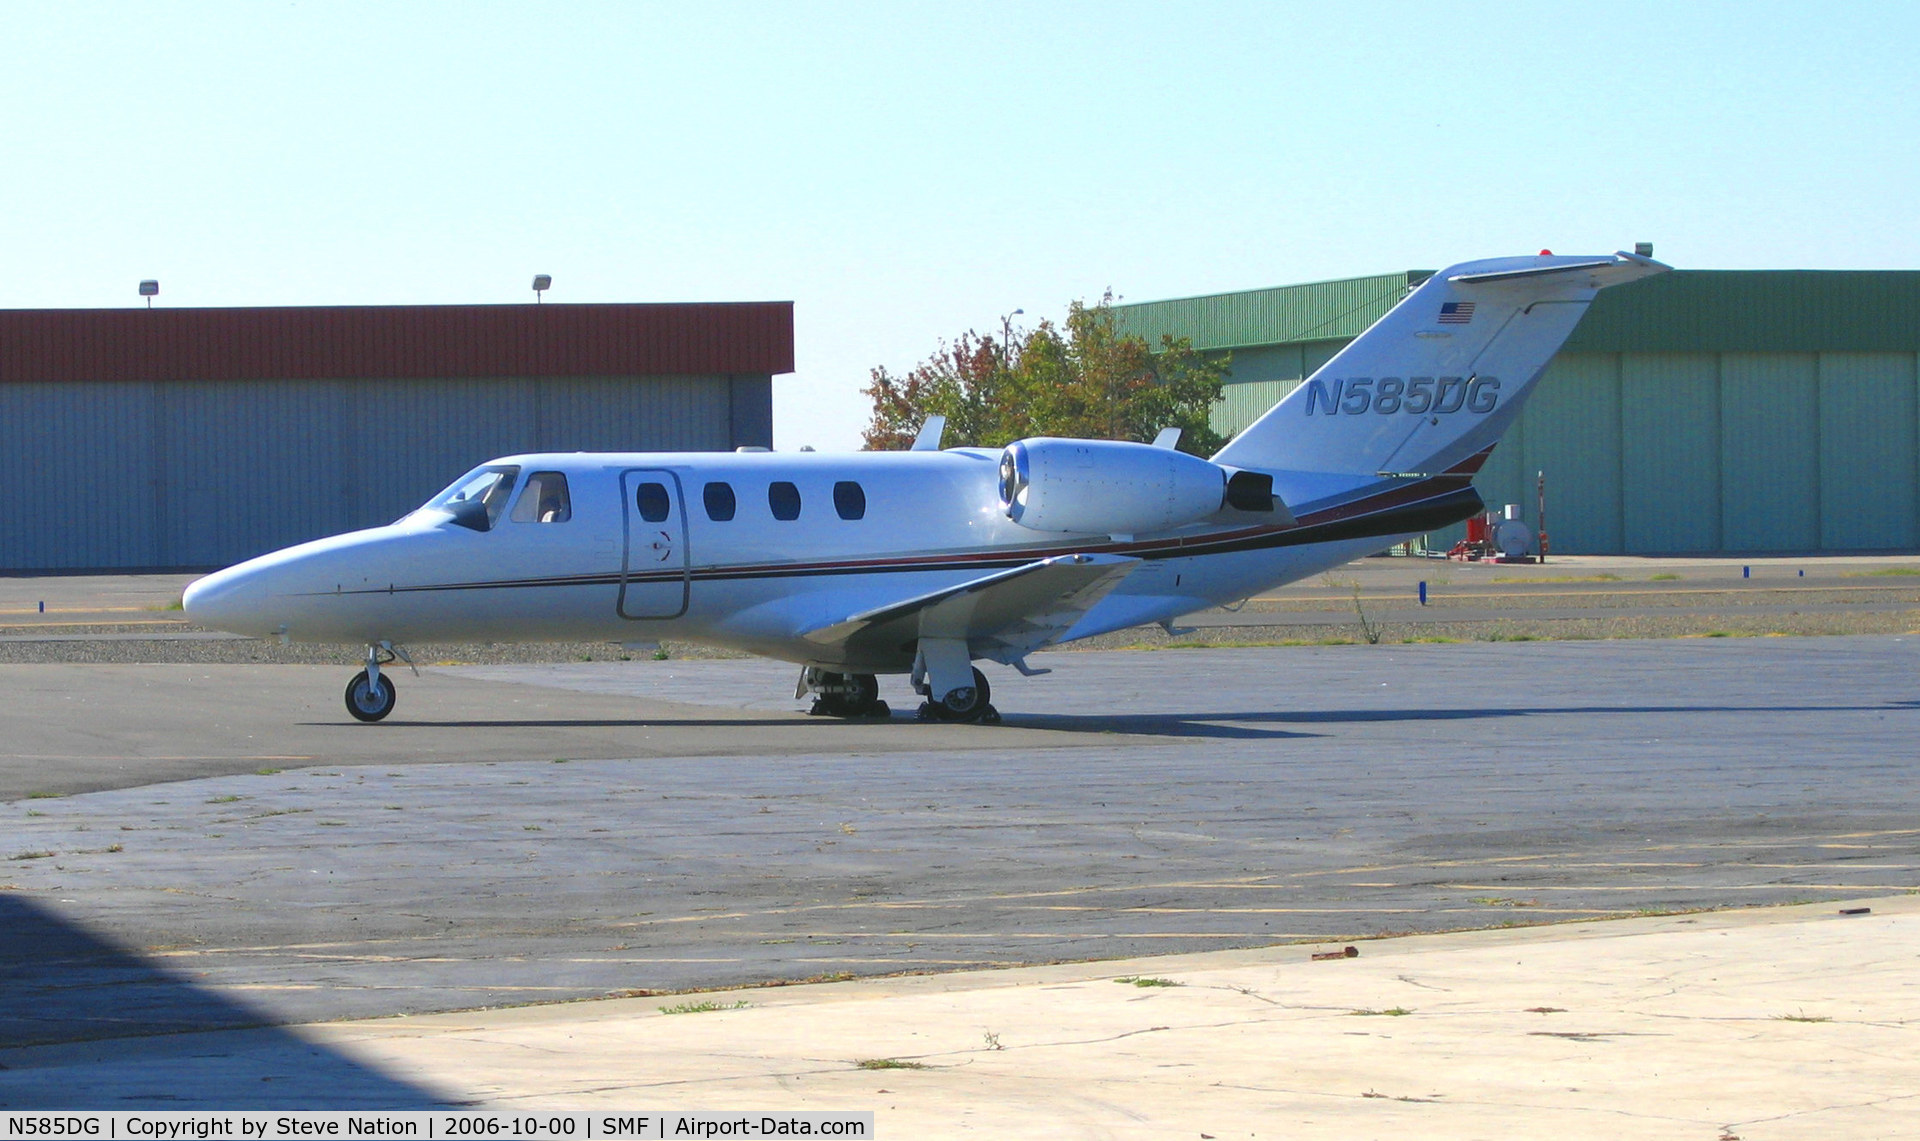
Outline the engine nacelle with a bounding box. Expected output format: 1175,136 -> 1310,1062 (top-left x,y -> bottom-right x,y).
998,437 -> 1230,535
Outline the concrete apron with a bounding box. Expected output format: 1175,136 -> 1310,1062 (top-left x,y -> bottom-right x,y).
7,895 -> 1916,1138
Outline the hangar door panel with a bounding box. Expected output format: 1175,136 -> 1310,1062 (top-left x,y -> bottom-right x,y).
619,469 -> 690,619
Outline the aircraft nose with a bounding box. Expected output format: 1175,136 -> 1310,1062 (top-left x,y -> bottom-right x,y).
182,565 -> 272,637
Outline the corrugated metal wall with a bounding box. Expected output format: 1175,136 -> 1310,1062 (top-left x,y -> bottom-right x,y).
1,375 -> 750,570
1459,350 -> 1920,554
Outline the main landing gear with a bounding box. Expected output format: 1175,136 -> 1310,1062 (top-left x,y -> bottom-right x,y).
797,667 -> 890,719
915,665 -> 999,724
800,644 -> 1004,724
345,641 -> 413,723
910,638 -> 1000,724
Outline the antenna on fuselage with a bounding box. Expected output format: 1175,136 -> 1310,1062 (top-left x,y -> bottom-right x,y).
911,416 -> 946,451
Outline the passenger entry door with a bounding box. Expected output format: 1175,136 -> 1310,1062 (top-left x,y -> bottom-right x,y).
619,470 -> 690,619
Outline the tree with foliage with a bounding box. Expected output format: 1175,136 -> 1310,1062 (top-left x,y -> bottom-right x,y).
861,292 -> 1230,455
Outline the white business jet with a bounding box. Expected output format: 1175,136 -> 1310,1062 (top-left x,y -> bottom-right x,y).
184,251 -> 1667,723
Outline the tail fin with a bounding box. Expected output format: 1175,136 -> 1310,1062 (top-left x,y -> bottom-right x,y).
1212,251 -> 1669,477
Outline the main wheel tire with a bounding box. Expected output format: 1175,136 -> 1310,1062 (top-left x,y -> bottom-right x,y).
934,667 -> 992,722
808,670 -> 851,717
345,670 -> 397,722
844,673 -> 881,717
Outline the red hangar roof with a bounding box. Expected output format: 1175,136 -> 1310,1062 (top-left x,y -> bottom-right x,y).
0,302 -> 795,383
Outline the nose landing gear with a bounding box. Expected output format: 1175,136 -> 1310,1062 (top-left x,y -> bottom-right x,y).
346,641 -> 413,723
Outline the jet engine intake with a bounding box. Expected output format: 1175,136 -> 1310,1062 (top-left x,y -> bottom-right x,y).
999,437 -> 1231,535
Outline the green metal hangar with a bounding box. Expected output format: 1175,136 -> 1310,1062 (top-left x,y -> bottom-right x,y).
0,302 -> 791,571
1117,268 -> 1920,554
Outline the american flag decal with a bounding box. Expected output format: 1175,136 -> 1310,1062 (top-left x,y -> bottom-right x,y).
1438,301 -> 1475,324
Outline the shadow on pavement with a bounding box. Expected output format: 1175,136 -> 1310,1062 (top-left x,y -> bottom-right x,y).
1005,700 -> 1910,738
0,894 -> 453,1109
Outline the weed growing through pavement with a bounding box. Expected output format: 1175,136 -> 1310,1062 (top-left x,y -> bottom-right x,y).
1321,573 -> 1385,643
1349,1007 -> 1414,1017
1115,977 -> 1182,988
659,1000 -> 751,1015
856,1058 -> 927,1070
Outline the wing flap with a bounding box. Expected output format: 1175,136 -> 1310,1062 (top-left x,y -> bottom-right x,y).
802,553 -> 1139,663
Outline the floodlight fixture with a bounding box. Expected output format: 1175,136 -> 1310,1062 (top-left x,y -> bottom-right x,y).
1634,241 -> 1654,258
532,274 -> 552,303
139,279 -> 159,308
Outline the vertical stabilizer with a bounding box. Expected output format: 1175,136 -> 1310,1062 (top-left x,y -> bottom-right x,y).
1212,252 -> 1669,477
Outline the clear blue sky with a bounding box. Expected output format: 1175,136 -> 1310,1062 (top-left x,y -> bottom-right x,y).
4,2 -> 1915,451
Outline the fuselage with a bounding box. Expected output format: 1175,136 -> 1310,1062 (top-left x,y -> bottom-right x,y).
181,447 -> 1475,672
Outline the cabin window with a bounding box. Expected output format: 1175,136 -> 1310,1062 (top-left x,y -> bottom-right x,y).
426,464 -> 521,532
703,481 -> 736,521
510,471 -> 573,523
635,481 -> 672,523
833,481 -> 866,520
768,481 -> 802,521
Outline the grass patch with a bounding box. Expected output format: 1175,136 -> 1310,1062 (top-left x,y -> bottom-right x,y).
1491,573 -> 1622,583
659,999 -> 751,1015
26,792 -> 63,800
9,851 -> 56,861
206,795 -> 242,804
1480,633 -> 1539,642
1114,976 -> 1183,988
254,768 -> 283,776
856,1058 -> 927,1070
1650,572 -> 1682,581
1349,1007 -> 1415,1017
1845,566 -> 1920,577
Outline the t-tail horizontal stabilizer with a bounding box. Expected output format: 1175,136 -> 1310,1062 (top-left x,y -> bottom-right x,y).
1212,250 -> 1670,481
802,553 -> 1139,666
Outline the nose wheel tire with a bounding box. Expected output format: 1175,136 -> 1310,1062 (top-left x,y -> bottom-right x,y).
345,670 -> 397,722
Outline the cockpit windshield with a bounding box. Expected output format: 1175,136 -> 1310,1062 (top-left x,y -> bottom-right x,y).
421,465 -> 521,532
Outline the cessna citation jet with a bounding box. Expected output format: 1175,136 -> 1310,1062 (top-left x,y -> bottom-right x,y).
184,251 -> 1668,723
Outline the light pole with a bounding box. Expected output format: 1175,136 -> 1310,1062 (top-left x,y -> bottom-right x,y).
1001,308 -> 1024,364
532,274 -> 552,304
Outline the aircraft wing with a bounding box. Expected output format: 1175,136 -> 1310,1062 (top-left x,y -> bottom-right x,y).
801,553 -> 1139,665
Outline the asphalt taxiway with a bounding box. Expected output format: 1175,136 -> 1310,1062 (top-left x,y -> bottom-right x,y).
5,637 -> 1918,1046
